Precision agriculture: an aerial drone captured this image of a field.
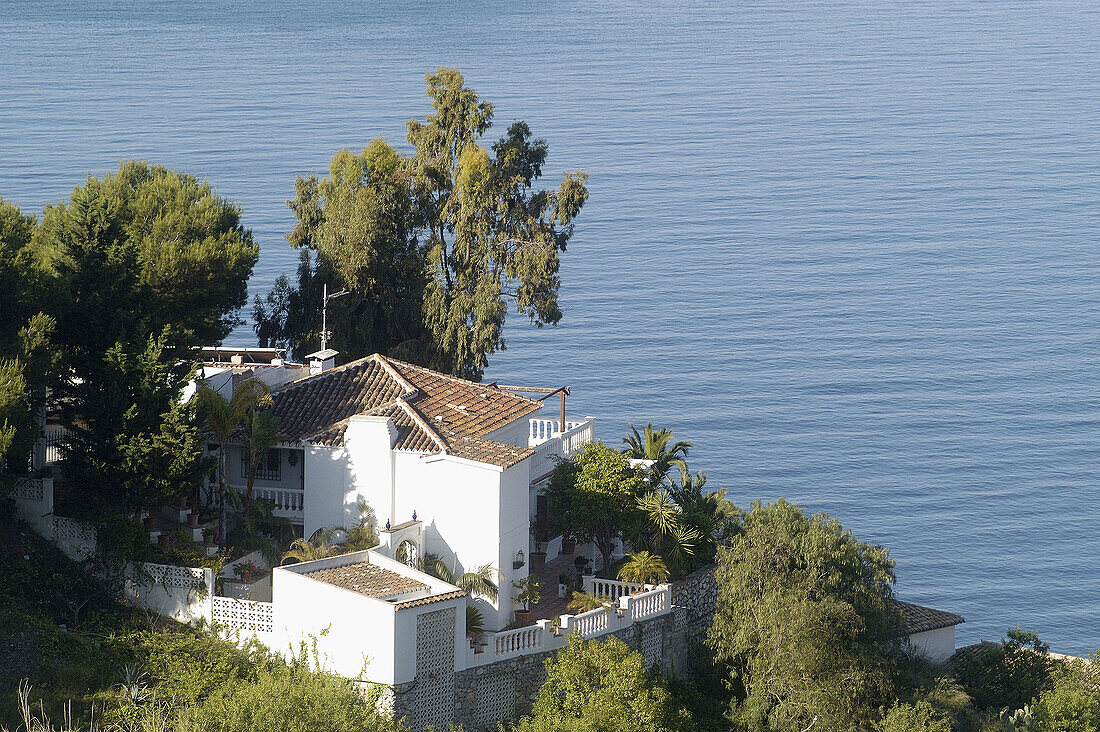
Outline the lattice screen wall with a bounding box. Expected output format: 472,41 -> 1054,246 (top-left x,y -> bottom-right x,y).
642,623 -> 664,667
411,607 -> 456,728
474,673 -> 516,728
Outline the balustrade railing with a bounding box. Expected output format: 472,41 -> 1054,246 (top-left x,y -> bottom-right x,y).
583,576 -> 643,602
253,487 -> 304,517
528,417 -> 594,447
569,607 -> 610,637
623,586 -> 669,621
468,582 -> 672,670
492,624 -> 544,659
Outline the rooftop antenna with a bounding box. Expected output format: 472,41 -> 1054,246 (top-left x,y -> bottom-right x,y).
321,283 -> 350,352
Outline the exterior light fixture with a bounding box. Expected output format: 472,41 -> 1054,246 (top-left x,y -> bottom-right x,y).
514,550 -> 525,569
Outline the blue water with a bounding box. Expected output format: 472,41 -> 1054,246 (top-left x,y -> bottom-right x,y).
3,0 -> 1099,655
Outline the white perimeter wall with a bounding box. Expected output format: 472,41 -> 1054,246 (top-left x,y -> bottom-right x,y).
908,626 -> 957,662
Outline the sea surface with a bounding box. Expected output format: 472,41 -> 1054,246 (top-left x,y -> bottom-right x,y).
2,0 -> 1099,655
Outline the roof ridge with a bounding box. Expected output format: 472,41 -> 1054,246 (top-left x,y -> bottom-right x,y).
370,353 -> 420,395
395,398 -> 449,454
383,355 -> 541,406
270,353 -> 380,395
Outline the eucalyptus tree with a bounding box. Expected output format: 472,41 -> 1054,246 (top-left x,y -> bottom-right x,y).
407,68 -> 589,380
257,68 -> 589,379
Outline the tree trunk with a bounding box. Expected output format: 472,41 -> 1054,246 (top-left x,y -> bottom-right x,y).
217,446 -> 227,546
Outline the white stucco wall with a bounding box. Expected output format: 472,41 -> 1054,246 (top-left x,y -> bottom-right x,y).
273,557 -> 399,682
908,626 -> 957,662
343,416 -> 397,528
303,445 -> 354,533
272,550 -> 465,685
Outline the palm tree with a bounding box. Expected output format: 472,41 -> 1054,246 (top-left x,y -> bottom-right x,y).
621,423 -> 692,483
617,551 -> 670,586
192,377 -> 272,545
280,528 -> 338,565
567,590 -> 612,613
634,490 -> 699,577
456,564 -> 502,603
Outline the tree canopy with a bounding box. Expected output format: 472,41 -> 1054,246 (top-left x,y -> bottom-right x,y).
514,634 -> 691,732
707,499 -> 902,732
255,68 -> 589,380
11,161 -> 257,514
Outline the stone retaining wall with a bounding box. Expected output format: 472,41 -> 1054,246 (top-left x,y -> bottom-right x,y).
384,564 -> 719,731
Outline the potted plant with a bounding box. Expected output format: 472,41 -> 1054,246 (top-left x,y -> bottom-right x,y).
573,555 -> 588,572
188,510 -> 200,528
557,571 -> 574,598
512,575 -> 542,626
234,559 -> 263,584
530,548 -> 547,571
560,533 -> 576,555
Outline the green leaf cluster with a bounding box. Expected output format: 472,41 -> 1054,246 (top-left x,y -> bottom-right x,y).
707,498 -> 901,732
514,634 -> 692,732
1,161 -> 256,516
255,68 -> 589,380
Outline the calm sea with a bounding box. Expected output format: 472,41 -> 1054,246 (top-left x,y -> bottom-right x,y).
3,0 -> 1099,655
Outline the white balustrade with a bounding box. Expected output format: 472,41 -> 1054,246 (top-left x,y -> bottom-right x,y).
253,487 -> 304,517
570,607 -> 610,637
623,586 -> 669,621
583,576 -> 642,602
559,419 -> 594,457
493,624 -> 544,659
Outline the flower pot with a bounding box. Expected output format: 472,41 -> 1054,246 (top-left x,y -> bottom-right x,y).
176,495 -> 189,509
143,517 -> 157,531
157,533 -> 170,547
514,609 -> 531,626
530,551 -> 546,571
573,557 -> 587,571
560,538 -> 576,555
187,511 -> 200,527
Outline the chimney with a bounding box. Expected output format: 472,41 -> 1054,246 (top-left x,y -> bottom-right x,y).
305,349 -> 339,375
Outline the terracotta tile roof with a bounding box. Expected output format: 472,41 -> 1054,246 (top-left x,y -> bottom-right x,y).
894,599 -> 964,635
385,357 -> 542,437
258,354 -> 538,468
271,358 -> 408,443
302,561 -> 429,600
393,589 -> 466,610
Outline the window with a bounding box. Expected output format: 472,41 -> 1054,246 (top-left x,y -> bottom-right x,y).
241,448 -> 281,481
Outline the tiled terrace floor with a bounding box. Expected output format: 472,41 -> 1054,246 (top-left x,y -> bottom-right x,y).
529,552 -> 587,623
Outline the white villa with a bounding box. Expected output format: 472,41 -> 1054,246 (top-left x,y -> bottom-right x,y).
195,347 -> 593,631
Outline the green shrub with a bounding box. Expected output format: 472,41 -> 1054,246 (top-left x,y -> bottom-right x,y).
514,634 -> 691,732
875,701 -> 953,732
177,664 -> 402,732
120,630 -> 274,707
